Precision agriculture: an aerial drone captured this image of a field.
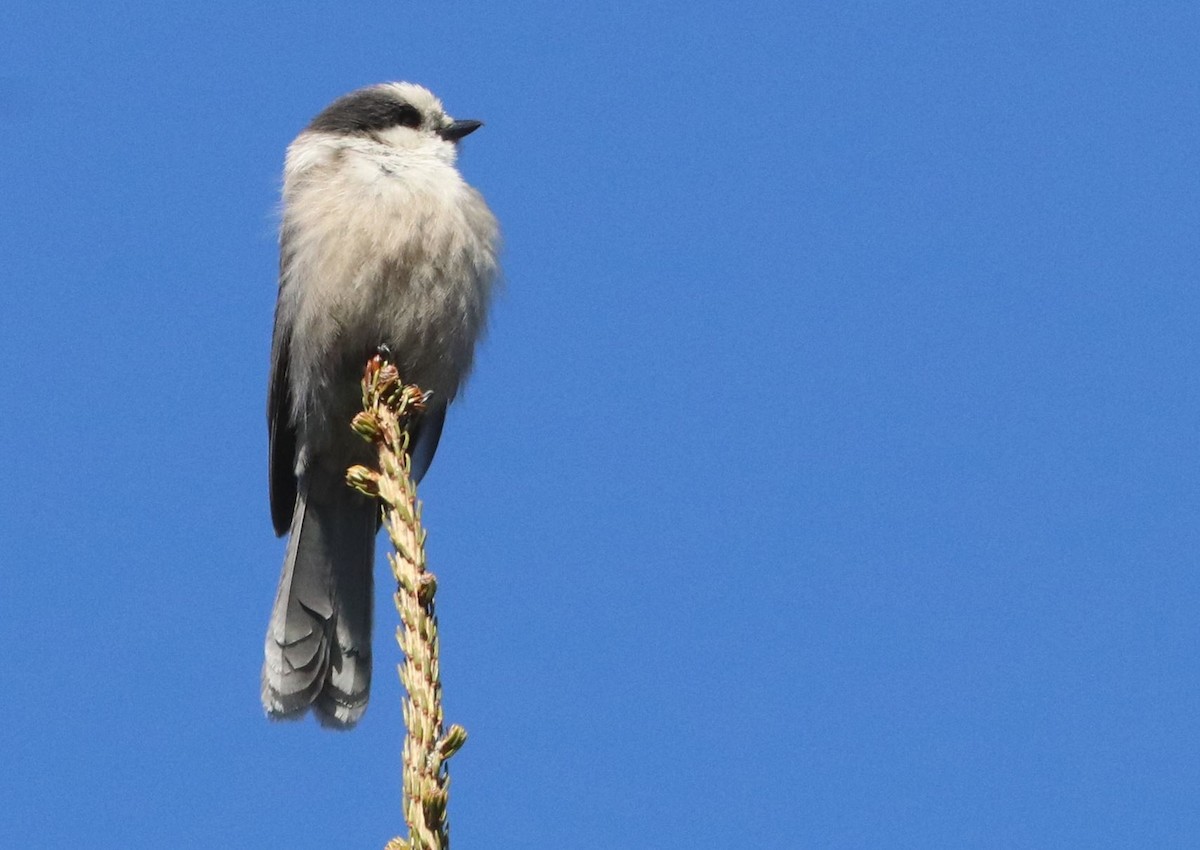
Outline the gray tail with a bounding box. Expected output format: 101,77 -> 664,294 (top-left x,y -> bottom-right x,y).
262,475 -> 376,728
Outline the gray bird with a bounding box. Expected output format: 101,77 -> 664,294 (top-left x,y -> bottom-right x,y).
263,82 -> 499,727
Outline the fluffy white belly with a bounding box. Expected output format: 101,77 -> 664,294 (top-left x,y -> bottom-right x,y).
279,138 -> 499,445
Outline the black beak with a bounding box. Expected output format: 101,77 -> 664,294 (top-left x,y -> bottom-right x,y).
439,119 -> 483,142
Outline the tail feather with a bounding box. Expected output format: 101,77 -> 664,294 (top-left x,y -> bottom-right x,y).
263,475 -> 376,728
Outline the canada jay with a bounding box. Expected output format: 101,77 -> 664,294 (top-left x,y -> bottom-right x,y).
262,82 -> 499,727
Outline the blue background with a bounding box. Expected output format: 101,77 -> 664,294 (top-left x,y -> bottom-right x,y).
2,3 -> 1198,847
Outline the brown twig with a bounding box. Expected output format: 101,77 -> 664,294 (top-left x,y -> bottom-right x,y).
347,355 -> 467,850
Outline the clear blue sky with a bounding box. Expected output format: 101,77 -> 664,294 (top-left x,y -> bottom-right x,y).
2,3 -> 1198,847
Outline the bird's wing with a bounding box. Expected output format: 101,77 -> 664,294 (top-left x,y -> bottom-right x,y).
409,400 -> 447,485
268,230 -> 298,536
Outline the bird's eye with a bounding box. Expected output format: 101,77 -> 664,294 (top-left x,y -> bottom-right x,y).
392,104 -> 422,129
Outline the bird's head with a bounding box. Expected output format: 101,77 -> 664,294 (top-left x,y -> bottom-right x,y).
306,82 -> 482,159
